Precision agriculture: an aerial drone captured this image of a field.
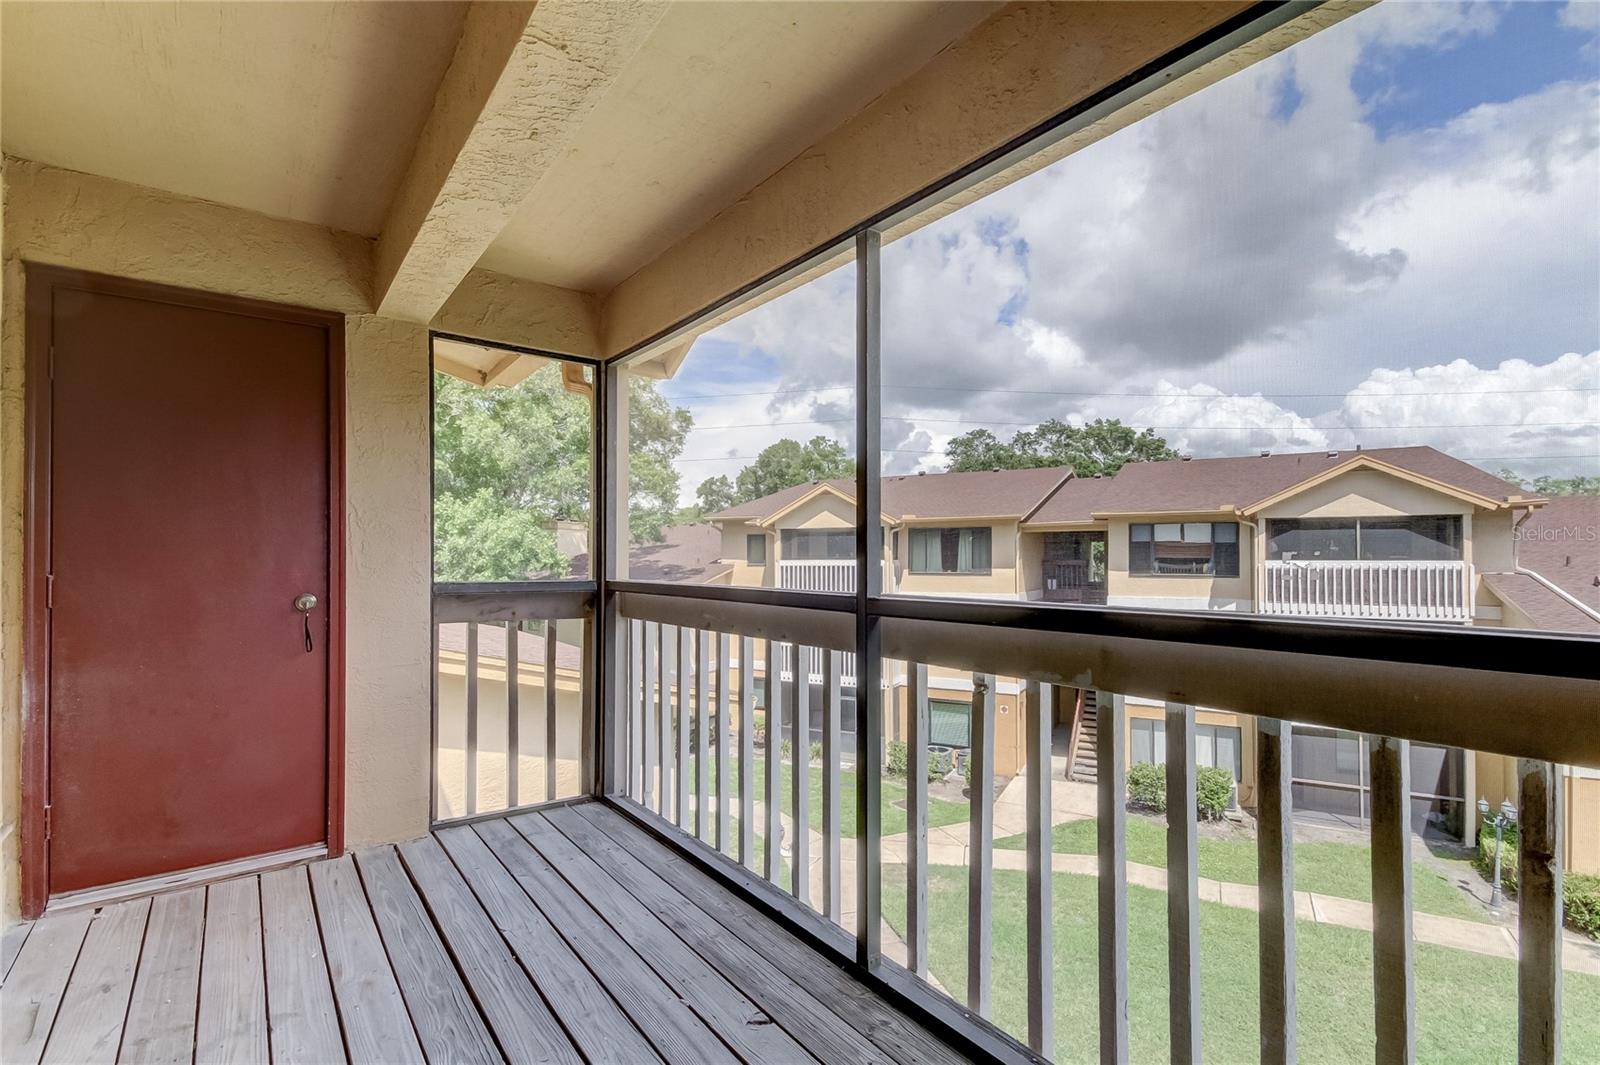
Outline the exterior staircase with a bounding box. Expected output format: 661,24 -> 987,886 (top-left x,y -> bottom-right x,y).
1069,688 -> 1098,784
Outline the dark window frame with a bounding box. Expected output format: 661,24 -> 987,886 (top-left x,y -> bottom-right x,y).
746,533 -> 767,566
1129,521 -> 1240,577
907,526 -> 994,575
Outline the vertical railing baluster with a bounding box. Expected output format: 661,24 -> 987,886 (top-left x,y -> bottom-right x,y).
465,622 -> 479,817
968,673 -> 996,1017
1370,735 -> 1415,1064
740,635 -> 756,869
764,638 -> 782,884
1258,719 -> 1297,1065
822,650 -> 843,924
1518,759 -> 1563,1065
643,622 -> 658,813
792,648 -> 811,907
659,624 -> 674,820
1025,681 -> 1054,1056
908,662 -> 930,978
697,629 -> 711,842
678,626 -> 692,829
1097,690 -> 1129,1065
545,619 -> 559,802
1166,701 -> 1201,1065
716,632 -> 731,854
629,619 -> 643,802
507,622 -> 520,809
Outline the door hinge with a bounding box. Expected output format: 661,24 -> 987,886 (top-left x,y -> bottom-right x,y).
46,573 -> 54,610
43,804 -> 52,840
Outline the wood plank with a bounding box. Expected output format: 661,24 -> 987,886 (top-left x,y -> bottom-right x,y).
1257,719 -> 1297,1065
426,829 -> 654,1063
2,910 -> 93,1065
1164,701 -> 1201,1065
351,847 -> 499,1065
397,835 -> 583,1065
1,921 -> 32,984
308,855 -> 424,1065
259,867 -> 344,1065
716,632 -> 731,854
790,654 -> 810,908
41,897 -> 150,1065
1024,682 -> 1053,1056
510,811 -> 816,1064
739,636 -> 756,869
1096,691 -> 1129,1065
678,627 -> 692,829
196,878 -> 268,1065
968,673 -> 995,1017
907,663 -> 929,979
474,819 -> 736,1065
569,803 -> 969,1065
1369,735 -> 1415,1065
644,621 -> 659,812
119,888 -> 204,1065
696,630 -> 711,843
822,651 -> 843,924
631,620 -> 645,802
1518,759 -> 1563,1065
660,625 -> 675,822
542,805 -> 894,1065
466,622 -> 480,816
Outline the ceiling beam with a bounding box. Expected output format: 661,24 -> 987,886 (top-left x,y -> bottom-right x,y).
374,0 -> 664,324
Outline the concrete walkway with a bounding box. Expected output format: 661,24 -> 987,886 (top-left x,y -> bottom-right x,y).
757,771 -> 1600,979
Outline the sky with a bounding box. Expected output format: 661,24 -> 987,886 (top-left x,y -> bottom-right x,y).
657,1 -> 1600,505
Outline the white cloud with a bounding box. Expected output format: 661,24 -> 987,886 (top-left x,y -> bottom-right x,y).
1130,383 -> 1330,456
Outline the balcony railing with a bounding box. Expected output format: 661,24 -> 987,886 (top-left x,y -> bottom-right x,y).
1261,559 -> 1473,622
779,558 -> 857,593
605,582 -> 1593,1064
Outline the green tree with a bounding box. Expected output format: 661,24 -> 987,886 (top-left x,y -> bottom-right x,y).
695,474 -> 738,514
733,436 -> 855,503
945,418 -> 1177,476
432,367 -> 689,581
1497,470 -> 1600,496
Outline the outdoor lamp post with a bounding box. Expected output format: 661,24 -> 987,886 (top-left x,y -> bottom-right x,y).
1478,797 -> 1517,910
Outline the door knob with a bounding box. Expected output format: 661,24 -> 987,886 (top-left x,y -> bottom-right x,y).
294,594 -> 318,653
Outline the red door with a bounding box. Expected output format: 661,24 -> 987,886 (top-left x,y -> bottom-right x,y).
45,280 -> 335,896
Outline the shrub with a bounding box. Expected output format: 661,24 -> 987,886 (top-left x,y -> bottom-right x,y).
887,740 -> 909,778
964,752 -> 973,790
809,741 -> 824,765
1474,822 -> 1600,939
1127,763 -> 1166,813
779,738 -> 792,760
1195,767 -> 1234,821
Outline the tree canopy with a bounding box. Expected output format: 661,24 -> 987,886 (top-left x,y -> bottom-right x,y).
432,366 -> 689,581
695,435 -> 855,513
1497,470 -> 1600,497
945,418 -> 1178,476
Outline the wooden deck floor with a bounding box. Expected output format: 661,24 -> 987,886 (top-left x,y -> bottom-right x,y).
2,800 -> 969,1065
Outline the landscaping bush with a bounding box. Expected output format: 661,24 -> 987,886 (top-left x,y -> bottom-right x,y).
809,741 -> 823,765
964,752 -> 973,790
1127,763 -> 1166,813
887,740 -> 909,778
1195,766 -> 1234,821
1474,821 -> 1600,939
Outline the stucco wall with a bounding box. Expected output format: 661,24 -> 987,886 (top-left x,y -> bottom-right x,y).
0,160 -> 434,921
1105,515 -> 1254,610
897,520 -> 1020,599
1258,469 -> 1473,522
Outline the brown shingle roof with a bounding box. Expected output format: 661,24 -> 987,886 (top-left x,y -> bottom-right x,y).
708,465 -> 1074,524
1514,495 -> 1600,615
565,523 -> 730,584
436,623 -> 586,671
1026,446 -> 1526,524
1480,573 -> 1600,634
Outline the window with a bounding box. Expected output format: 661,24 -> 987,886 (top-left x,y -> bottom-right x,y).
746,533 -> 766,565
1130,716 -> 1242,782
908,527 -> 992,573
1267,516 -> 1462,562
928,699 -> 972,748
781,529 -> 854,560
1128,522 -> 1239,576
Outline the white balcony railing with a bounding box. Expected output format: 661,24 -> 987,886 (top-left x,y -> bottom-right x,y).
778,558 -> 856,593
1261,559 -> 1473,622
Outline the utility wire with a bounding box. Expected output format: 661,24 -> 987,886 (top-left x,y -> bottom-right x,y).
683,416 -> 1598,432
661,383 -> 1600,402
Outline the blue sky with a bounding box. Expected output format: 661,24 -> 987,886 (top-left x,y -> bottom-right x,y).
659,2 -> 1599,503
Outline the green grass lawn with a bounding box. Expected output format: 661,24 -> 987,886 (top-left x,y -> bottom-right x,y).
994,814 -> 1486,923
693,754 -> 969,839
883,864 -> 1600,1064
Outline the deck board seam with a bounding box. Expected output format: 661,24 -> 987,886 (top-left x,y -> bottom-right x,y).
349,849 -> 443,1064
303,866 -> 357,1065
35,907 -> 94,1065
110,896 -> 157,1064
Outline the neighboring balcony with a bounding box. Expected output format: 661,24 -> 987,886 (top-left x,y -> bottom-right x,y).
779,558 -> 856,593
1261,559 -> 1475,622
